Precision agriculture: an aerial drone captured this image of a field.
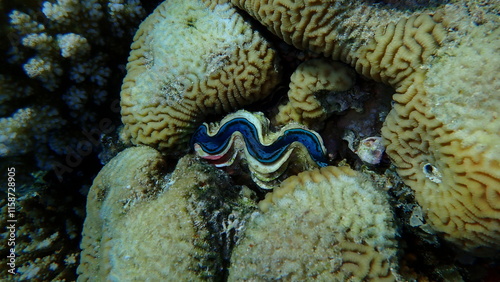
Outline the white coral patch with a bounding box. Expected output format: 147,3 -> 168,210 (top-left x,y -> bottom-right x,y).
57,33 -> 90,58
42,0 -> 79,23
22,33 -> 55,51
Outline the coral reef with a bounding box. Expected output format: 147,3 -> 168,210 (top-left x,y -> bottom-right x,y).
78,147 -> 257,280
119,0 -> 281,154
229,166 -> 399,280
191,110 -> 328,189
1,0 -> 146,170
0,172 -> 84,281
78,146 -> 167,280
3,0 -> 497,280
274,58 -> 356,129
0,106 -> 66,157
229,0 -> 432,74
0,1 -> 149,280
230,0 -> 500,254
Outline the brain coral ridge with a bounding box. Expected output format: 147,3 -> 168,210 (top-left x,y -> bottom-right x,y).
230,166 -> 399,281
120,0 -> 281,154
230,0 -> 500,254
229,0 -> 445,88
274,58 -> 356,129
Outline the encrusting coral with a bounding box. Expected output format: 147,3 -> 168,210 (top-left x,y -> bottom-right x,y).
229,166 -> 399,281
274,58 -> 356,129
120,0 -> 281,154
230,0 -> 500,254
78,147 -> 257,280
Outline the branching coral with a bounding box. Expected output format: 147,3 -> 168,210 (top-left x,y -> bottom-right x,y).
8,0 -> 144,91
0,106 -> 66,158
0,4 -> 148,279
72,2 -> 500,281
0,174 -> 84,281
1,0 -> 146,170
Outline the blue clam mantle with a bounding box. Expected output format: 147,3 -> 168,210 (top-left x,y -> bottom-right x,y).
190,110 -> 328,188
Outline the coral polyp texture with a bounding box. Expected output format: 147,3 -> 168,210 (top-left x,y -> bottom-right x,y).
229,166 -> 399,281
120,0 -> 281,153
191,110 -> 328,188
229,0 -> 445,84
230,0 -> 500,254
274,59 -> 355,129
78,146 -> 257,280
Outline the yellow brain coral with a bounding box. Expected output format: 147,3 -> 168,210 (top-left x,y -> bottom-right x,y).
78,146 -> 169,280
383,18 -> 500,254
78,147 -> 258,280
274,59 -> 355,128
229,0 -> 439,78
120,0 -> 280,153
229,166 -> 399,281
231,0 -> 500,253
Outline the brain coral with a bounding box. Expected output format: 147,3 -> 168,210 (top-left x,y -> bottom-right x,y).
78,146 -> 168,280
230,0 -> 500,253
274,58 -> 355,129
229,166 -> 399,281
383,13 -> 500,254
78,146 -> 257,280
120,0 -> 281,153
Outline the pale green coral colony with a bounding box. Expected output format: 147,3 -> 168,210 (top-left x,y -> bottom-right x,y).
1,0 -> 499,281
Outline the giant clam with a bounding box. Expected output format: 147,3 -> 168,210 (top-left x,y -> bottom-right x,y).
190,110 -> 328,188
